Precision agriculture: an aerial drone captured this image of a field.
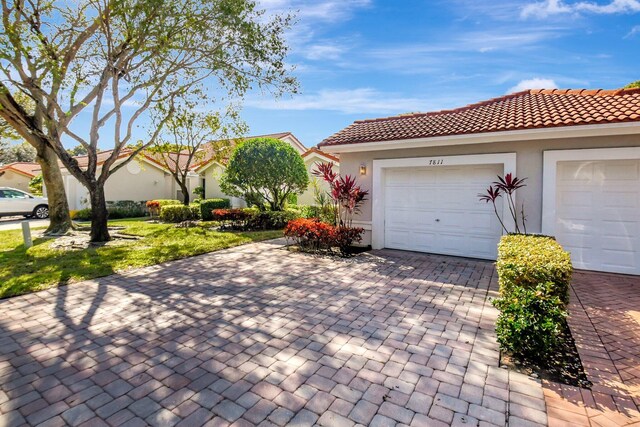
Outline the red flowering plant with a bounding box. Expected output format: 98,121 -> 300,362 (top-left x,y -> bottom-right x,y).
211,208 -> 253,229
146,200 -> 161,218
284,218 -> 334,251
478,173 -> 528,234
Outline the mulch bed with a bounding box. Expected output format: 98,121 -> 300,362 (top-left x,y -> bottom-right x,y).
500,319 -> 592,388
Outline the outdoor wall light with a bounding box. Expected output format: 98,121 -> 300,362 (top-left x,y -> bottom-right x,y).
360,163 -> 367,175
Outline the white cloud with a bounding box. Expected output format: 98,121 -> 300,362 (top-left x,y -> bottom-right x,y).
246,88 -> 429,114
508,78 -> 559,93
626,24 -> 640,37
303,42 -> 349,60
522,0 -> 640,18
521,0 -> 573,18
576,0 -> 640,13
258,0 -> 371,23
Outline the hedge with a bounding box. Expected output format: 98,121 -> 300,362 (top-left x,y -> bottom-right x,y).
496,234 -> 572,306
200,198 -> 231,220
493,234 -> 573,359
153,199 -> 182,207
159,205 -> 201,223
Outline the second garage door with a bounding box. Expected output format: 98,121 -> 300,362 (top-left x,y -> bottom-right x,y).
555,159 -> 640,275
384,164 -> 504,260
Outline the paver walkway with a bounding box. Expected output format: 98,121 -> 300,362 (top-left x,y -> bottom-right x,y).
543,271 -> 640,426
0,241 -> 546,426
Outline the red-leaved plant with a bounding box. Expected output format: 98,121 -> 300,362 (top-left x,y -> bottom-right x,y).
478,173 -> 528,234
312,162 -> 369,228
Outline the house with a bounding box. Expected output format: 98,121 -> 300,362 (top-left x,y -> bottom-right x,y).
0,162 -> 41,192
61,132 -> 334,210
318,88 -> 640,275
298,148 -> 340,205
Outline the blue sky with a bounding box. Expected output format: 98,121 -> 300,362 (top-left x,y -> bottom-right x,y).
33,0 -> 639,152
239,0 -> 640,147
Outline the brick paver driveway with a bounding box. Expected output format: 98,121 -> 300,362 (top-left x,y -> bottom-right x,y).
543,271 -> 640,426
1,240 -> 547,427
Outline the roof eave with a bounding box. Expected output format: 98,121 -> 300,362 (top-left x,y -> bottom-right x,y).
321,121 -> 640,153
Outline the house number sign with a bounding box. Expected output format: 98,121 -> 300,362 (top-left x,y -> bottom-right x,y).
428,159 -> 444,165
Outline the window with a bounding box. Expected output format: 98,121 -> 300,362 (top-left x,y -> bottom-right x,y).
1,189 -> 27,199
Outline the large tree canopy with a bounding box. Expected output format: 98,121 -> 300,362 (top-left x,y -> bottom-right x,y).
220,138 -> 309,211
0,0 -> 297,241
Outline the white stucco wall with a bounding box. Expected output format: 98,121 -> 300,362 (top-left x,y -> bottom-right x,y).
64,159 -> 172,210
298,157 -> 339,205
0,171 -> 32,192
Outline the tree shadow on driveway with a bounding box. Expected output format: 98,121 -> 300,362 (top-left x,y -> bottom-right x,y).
1,241 -> 513,426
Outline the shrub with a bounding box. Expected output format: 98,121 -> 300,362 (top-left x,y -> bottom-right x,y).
333,226 -> 365,255
497,234 -> 572,306
284,219 -> 365,256
72,208 -> 92,221
200,198 -> 231,220
211,208 -> 253,229
284,218 -> 335,251
153,199 -> 182,207
248,209 -> 300,230
160,205 -> 201,223
493,282 -> 567,358
105,201 -> 146,219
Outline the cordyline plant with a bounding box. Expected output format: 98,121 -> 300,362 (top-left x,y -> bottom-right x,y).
478,173 -> 528,234
312,162 -> 369,227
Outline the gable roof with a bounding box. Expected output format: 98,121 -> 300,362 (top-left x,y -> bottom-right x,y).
319,88 -> 640,147
302,147 -> 339,163
63,149 -> 169,172
0,162 -> 41,178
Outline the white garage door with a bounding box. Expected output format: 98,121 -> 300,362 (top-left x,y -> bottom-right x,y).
384,165 -> 504,260
555,159 -> 640,275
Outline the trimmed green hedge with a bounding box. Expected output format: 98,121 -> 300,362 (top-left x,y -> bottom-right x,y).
200,198 -> 231,220
493,234 -> 573,359
159,205 -> 201,223
154,199 -> 182,207
497,234 -> 572,306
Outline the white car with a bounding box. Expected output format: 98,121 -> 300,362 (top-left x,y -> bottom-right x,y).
0,187 -> 49,219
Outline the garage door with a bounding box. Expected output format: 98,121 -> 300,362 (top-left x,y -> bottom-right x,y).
384,165 -> 504,260
555,159 -> 640,275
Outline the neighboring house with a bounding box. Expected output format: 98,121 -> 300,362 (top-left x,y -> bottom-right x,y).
0,162 -> 41,192
61,150 -> 172,210
298,148 -> 340,205
318,88 -> 640,275
61,132 -> 313,210
193,132 -> 307,204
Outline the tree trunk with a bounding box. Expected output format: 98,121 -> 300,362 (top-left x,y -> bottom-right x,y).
179,181 -> 190,205
88,184 -> 110,242
37,144 -> 73,235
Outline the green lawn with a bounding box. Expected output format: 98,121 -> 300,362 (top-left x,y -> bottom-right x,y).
0,219 -> 282,299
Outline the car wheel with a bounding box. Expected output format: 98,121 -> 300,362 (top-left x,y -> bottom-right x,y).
33,205 -> 49,219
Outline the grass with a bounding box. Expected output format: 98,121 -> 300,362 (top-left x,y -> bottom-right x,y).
0,219 -> 282,299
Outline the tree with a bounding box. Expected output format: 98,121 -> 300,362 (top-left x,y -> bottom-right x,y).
220,138 -> 309,211
0,142 -> 37,165
625,80 -> 640,89
29,174 -> 43,195
67,145 -> 88,156
149,108 -> 245,205
0,91 -> 72,234
0,0 -> 296,242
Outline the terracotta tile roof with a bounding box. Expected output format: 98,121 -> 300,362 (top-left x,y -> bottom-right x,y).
302,147 -> 340,163
318,88 -> 640,147
0,162 -> 41,177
